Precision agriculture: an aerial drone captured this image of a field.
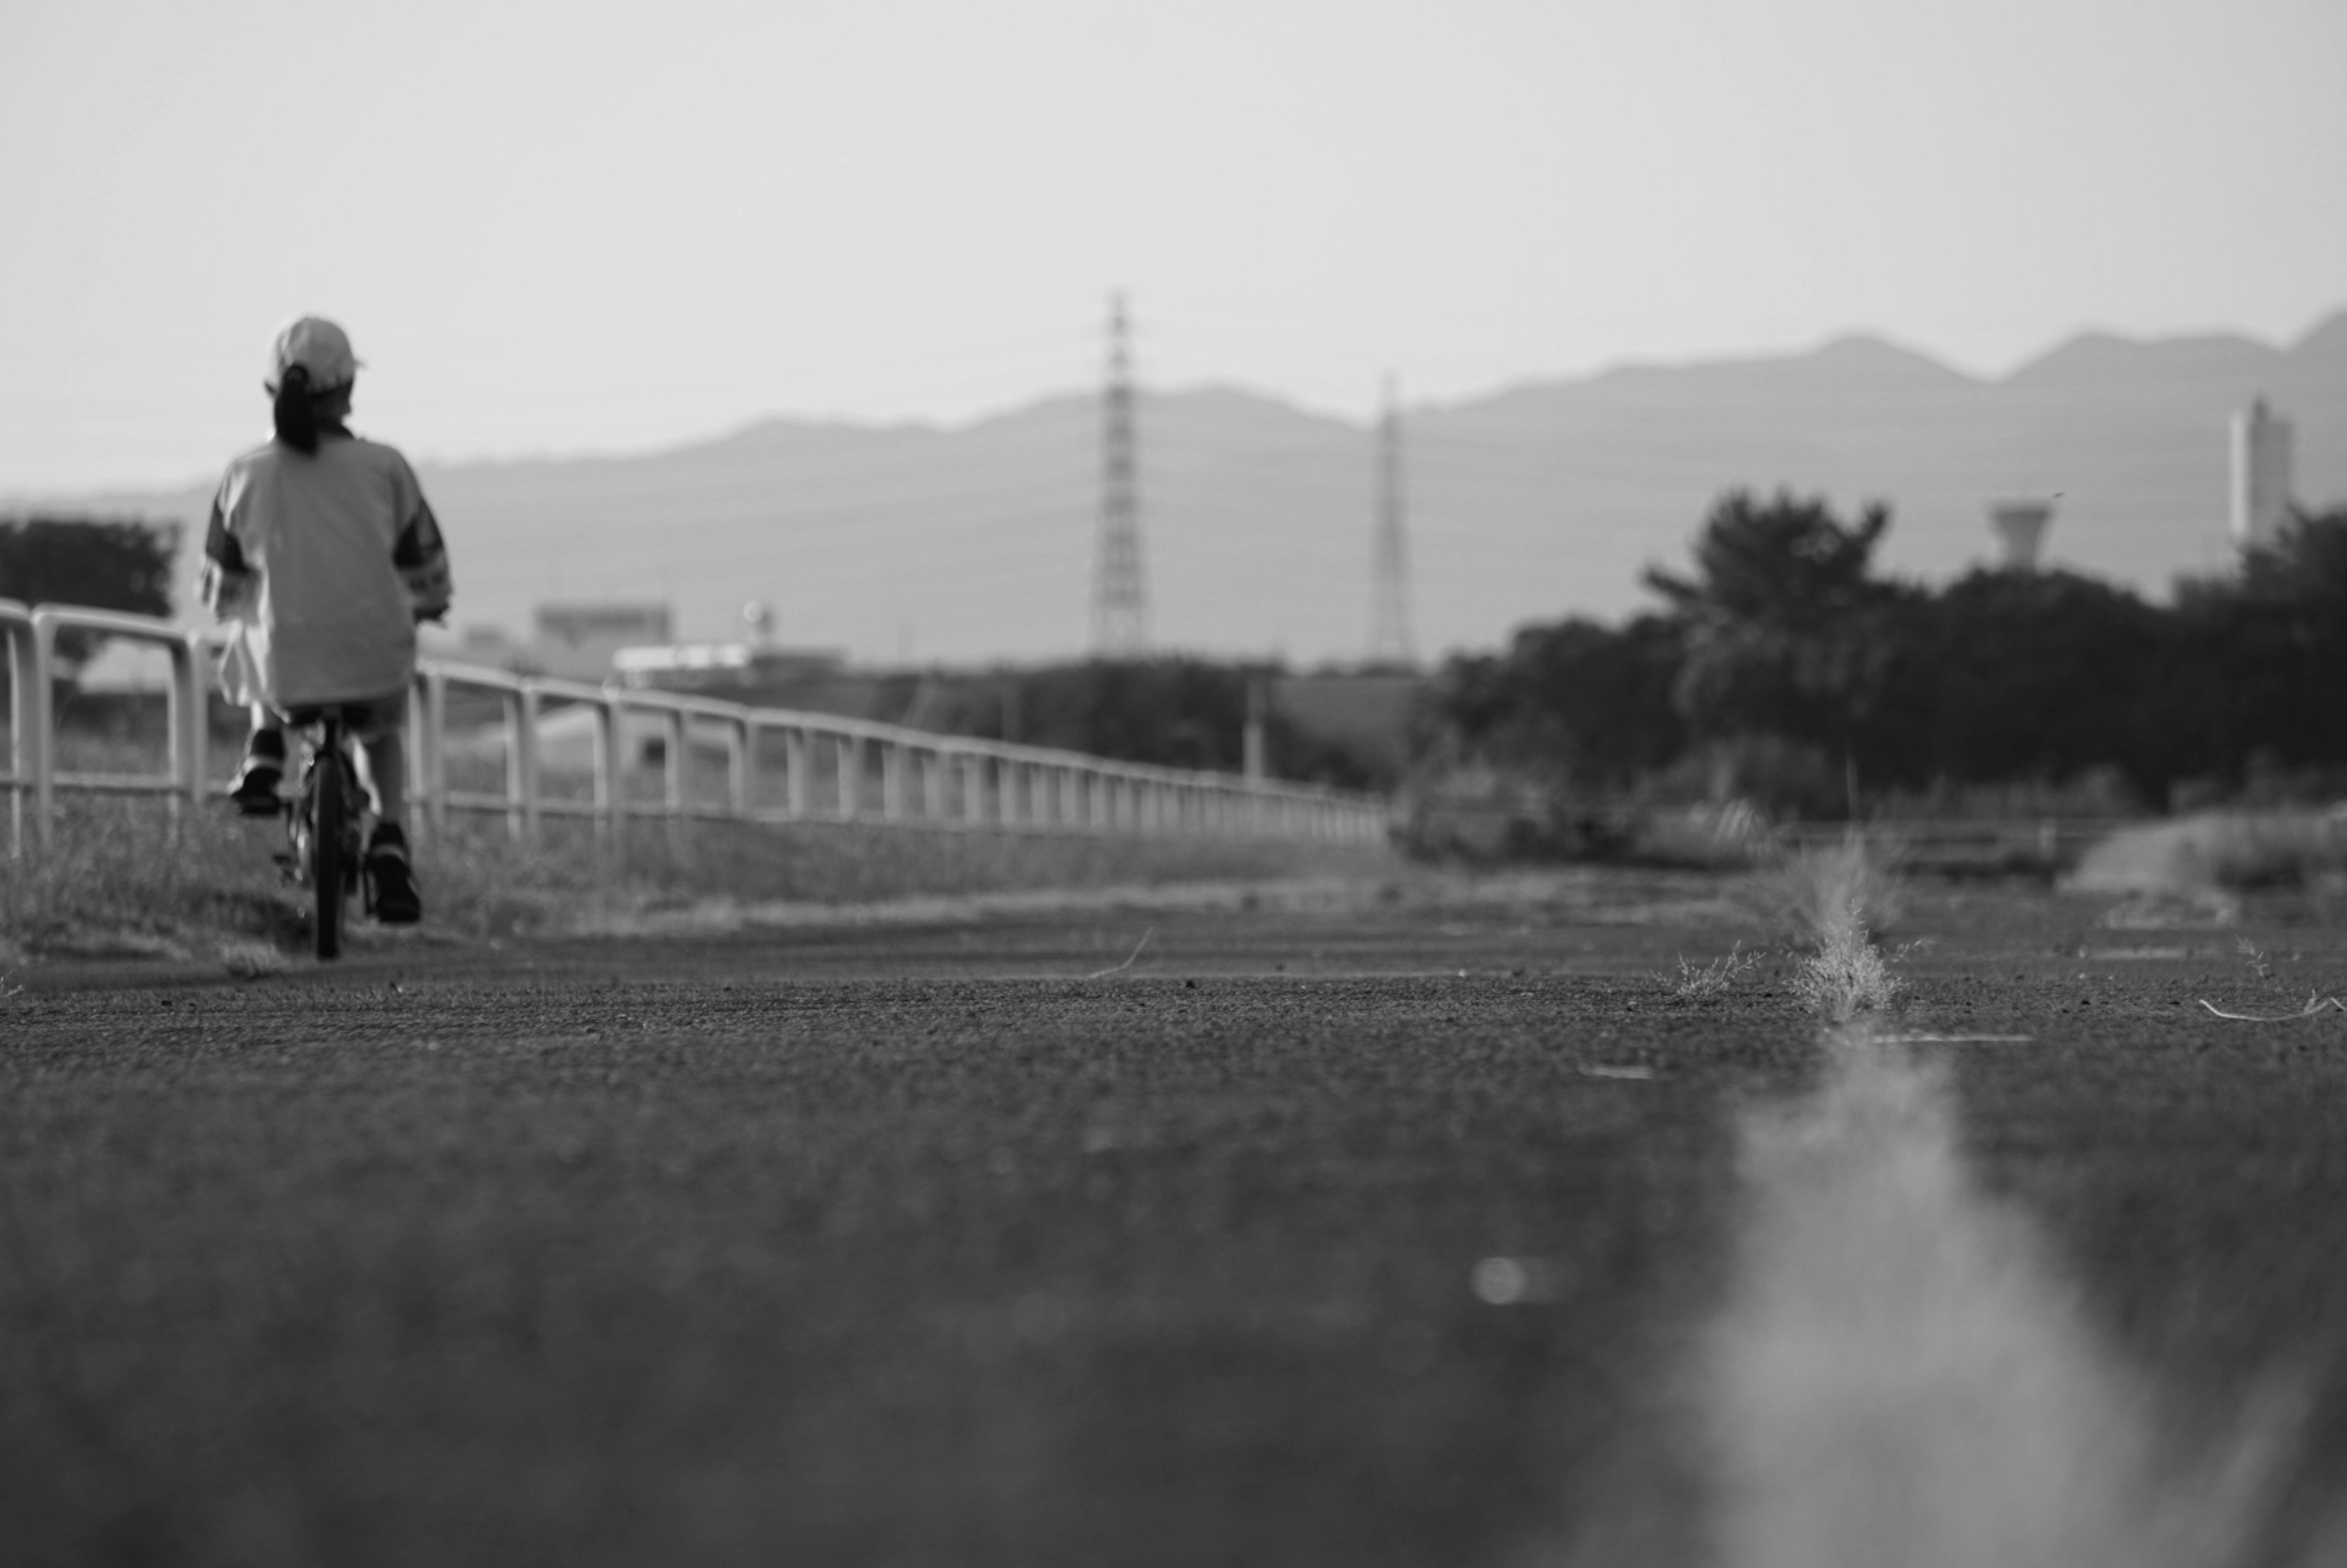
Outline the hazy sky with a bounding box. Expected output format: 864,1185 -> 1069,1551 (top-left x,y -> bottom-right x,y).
4,0 -> 2343,492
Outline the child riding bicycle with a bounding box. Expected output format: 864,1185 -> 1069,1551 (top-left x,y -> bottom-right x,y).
202,317 -> 453,925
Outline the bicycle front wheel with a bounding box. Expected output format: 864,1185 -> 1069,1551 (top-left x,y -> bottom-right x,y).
312,754 -> 348,960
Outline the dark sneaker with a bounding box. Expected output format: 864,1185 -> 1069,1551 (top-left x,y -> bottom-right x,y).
367,824 -> 422,925
229,731 -> 286,816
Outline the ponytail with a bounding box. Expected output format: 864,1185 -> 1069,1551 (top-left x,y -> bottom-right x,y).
273,364 -> 320,453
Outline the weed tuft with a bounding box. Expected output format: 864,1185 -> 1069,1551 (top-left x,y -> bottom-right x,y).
1756,835 -> 1906,1022
1667,943 -> 1761,999
2236,935 -> 2275,983
1793,919 -> 1903,1023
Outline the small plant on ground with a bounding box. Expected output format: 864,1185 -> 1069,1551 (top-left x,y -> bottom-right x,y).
1667,942 -> 1760,999
1758,835 -> 1906,1022
1793,912 -> 1902,1023
2236,935 -> 2275,983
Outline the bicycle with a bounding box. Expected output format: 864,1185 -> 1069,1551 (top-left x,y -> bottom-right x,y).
271,705 -> 373,961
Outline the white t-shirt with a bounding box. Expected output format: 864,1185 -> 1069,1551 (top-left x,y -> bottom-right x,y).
208,433 -> 436,708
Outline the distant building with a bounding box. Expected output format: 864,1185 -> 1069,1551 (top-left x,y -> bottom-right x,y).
612,642 -> 845,693
450,623 -> 534,673
532,603 -> 673,681
2230,397 -> 2295,549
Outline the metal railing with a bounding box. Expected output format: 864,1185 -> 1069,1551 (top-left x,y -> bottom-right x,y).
2,601 -> 1391,859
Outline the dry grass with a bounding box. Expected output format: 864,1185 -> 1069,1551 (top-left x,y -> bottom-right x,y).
1791,918 -> 1902,1024
1752,836 -> 1904,1022
2071,810 -> 2347,898
1,800 -> 275,962
2,789 -> 1396,962
1666,942 -> 1762,999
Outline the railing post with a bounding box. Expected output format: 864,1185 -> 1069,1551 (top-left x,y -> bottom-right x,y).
596,696 -> 626,866
29,614 -> 56,849
961,754 -> 985,826
659,705 -> 688,859
726,715 -> 750,817
414,670 -> 447,838
2,601 -> 48,859
512,687 -> 542,846
167,629 -> 206,828
785,728 -> 810,819
406,675 -> 428,841
501,688 -> 524,843
924,749 -> 947,822
837,735 -> 862,820
882,742 -> 906,822
661,707 -> 686,820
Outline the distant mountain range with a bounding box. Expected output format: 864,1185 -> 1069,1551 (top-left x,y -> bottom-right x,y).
27,312 -> 2347,665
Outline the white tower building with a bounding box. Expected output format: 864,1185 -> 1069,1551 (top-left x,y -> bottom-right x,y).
2230,397 -> 2296,548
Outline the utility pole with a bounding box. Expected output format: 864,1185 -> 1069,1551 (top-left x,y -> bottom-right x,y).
1368,374 -> 1415,667
1093,293 -> 1147,656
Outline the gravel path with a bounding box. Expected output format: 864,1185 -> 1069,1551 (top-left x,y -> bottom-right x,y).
4,878 -> 2343,1566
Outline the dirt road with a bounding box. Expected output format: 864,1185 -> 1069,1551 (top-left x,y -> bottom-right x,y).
4,875 -> 2343,1566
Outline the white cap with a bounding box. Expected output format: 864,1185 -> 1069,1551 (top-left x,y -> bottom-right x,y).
267,317 -> 359,392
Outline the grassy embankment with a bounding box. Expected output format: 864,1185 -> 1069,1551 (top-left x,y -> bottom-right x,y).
2073,808 -> 2347,903
1,728 -> 1397,966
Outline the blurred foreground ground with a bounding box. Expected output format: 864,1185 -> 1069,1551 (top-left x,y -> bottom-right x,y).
3,871 -> 2343,1566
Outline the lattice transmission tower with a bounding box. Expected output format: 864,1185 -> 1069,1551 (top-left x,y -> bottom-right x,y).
1093,293 -> 1148,656
1368,375 -> 1416,667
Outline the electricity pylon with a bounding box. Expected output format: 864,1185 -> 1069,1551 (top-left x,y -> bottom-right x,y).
1093,293 -> 1147,656
1368,374 -> 1415,667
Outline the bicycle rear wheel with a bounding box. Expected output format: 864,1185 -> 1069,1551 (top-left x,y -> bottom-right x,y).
312,752 -> 348,960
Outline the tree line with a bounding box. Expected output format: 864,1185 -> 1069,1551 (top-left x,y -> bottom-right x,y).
1433,489 -> 2347,817
0,515 -> 180,672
